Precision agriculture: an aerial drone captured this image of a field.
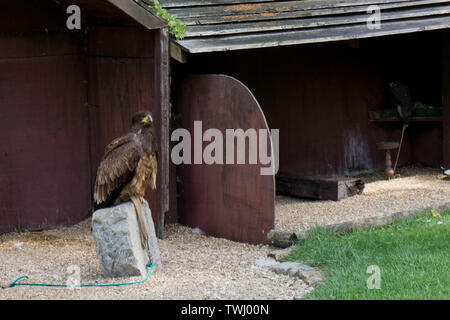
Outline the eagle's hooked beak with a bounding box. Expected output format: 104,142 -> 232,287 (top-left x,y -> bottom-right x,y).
141,115 -> 152,124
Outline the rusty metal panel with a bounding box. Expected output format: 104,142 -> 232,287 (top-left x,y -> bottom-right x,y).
175,74 -> 275,244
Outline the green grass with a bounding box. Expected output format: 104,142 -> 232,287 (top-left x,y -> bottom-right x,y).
287,209 -> 450,300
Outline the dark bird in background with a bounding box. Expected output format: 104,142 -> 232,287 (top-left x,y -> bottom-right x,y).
389,81 -> 413,175
93,110 -> 158,248
389,81 -> 413,125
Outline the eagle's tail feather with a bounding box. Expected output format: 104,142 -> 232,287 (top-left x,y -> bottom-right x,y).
130,196 -> 148,250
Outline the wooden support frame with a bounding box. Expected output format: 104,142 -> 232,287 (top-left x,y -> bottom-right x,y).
108,0 -> 166,30
443,30 -> 450,167
170,41 -> 188,63
154,27 -> 170,238
276,173 -> 365,201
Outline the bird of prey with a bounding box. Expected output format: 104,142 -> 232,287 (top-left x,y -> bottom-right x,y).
93,110 -> 158,248
389,81 -> 413,125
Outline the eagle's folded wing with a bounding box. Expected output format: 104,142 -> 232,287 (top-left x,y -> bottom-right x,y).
94,134 -> 143,204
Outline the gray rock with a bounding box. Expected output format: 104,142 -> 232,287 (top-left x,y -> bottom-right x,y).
267,247 -> 293,261
92,201 -> 161,278
255,257 -> 323,285
255,257 -> 313,277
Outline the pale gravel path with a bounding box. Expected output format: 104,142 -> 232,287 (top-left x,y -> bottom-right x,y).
0,221 -> 309,300
275,166 -> 450,233
1,165 -> 447,299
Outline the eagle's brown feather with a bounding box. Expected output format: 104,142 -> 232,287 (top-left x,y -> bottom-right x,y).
93,111 -> 157,210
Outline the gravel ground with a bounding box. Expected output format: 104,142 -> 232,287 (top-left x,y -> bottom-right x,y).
1,165 -> 447,300
275,165 -> 450,233
0,221 -> 310,300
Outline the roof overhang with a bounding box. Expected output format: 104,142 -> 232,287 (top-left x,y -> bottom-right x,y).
158,0 -> 450,56
56,0 -> 167,29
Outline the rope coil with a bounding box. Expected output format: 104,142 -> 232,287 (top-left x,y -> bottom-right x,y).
9,263 -> 153,288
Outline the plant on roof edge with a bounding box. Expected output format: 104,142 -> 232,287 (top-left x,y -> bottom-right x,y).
138,0 -> 186,41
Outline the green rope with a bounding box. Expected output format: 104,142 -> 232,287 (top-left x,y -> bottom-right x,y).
9,263 -> 153,288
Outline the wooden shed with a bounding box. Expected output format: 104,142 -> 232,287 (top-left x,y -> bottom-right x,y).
2,0 -> 450,246
162,0 -> 450,244
0,0 -> 170,236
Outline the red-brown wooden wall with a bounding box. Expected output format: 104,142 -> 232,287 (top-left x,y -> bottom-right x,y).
0,1 -> 165,233
175,74 -> 275,244
173,31 -> 444,177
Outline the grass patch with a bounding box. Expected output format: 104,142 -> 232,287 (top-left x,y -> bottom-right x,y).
287,209 -> 450,299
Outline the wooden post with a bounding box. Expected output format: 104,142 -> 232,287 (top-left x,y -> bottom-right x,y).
443,31 -> 450,167
155,27 -> 170,238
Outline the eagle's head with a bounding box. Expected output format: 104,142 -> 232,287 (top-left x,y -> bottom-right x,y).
131,110 -> 153,129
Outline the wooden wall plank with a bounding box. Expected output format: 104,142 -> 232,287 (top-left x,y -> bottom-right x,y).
0,56 -> 91,233
0,0 -> 67,33
87,56 -> 157,216
87,26 -> 156,58
0,33 -> 83,60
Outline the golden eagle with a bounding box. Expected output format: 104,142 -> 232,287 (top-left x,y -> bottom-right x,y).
93,110 -> 158,247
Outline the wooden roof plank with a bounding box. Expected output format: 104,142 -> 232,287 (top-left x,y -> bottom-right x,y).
166,0 -> 415,19
107,0 -> 166,29
176,15 -> 450,53
157,0 -> 279,8
174,0 -> 450,26
182,3 -> 450,37
158,0 -> 411,10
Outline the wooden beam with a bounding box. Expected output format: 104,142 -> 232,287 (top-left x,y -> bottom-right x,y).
443,30 -> 450,167
276,173 -> 365,201
107,0 -> 166,30
154,27 -> 170,238
170,40 -> 187,63
177,15 -> 450,53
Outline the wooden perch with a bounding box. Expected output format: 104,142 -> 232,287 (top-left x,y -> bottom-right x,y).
276,172 -> 365,201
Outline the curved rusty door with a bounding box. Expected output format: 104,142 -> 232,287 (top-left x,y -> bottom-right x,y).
175,74 -> 275,244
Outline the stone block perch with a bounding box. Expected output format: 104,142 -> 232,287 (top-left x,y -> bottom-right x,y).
92,201 -> 162,278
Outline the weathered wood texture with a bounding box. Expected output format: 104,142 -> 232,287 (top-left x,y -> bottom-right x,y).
55,0 -> 166,29
174,74 -> 274,244
87,25 -> 169,236
443,30 -> 450,167
0,2 -> 90,233
155,0 -> 450,53
276,173 -> 364,201
176,31 -> 444,176
0,1 -> 168,234
153,27 -> 171,237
